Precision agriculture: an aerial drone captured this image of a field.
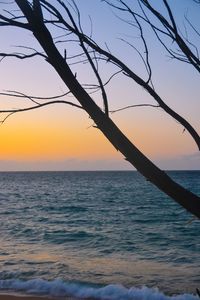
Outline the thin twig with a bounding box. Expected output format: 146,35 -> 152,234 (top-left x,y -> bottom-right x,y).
110,103 -> 160,113
0,100 -> 83,124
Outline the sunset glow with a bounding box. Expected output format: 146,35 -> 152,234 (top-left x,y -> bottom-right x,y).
0,0 -> 199,170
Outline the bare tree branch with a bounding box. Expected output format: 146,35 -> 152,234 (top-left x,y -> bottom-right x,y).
0,99 -> 83,124
102,0 -> 200,149
0,90 -> 71,101
50,0 -> 110,116
110,103 -> 160,113
0,11 -> 30,29
0,0 -> 199,219
0,51 -> 47,60
140,0 -> 200,72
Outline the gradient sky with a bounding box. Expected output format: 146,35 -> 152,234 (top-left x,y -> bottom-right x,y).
0,0 -> 199,171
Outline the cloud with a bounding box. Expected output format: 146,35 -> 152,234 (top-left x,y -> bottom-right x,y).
0,158 -> 133,171
155,152 -> 200,170
0,152 -> 199,171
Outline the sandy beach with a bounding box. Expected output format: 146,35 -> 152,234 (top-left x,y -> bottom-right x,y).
0,294 -> 80,300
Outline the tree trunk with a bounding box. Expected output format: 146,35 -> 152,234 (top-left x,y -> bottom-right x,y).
16,1 -> 200,219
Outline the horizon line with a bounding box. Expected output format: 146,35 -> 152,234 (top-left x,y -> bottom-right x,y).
0,169 -> 199,172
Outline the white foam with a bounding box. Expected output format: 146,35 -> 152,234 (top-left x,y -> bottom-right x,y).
0,279 -> 198,300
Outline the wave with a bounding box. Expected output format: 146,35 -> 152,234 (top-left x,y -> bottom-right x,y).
0,279 -> 198,300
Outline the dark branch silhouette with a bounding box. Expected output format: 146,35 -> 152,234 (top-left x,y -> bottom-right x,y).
38,0 -> 200,150
107,0 -> 200,72
0,0 -> 199,219
110,104 -> 160,114
0,100 -> 83,124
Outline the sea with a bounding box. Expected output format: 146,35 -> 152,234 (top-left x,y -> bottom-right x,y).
0,171 -> 199,300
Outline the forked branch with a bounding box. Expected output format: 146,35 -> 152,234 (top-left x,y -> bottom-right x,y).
0,0 -> 199,219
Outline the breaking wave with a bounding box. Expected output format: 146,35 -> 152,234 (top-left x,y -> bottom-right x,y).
0,279 -> 198,300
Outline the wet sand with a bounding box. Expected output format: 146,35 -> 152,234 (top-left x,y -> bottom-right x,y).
0,294 -> 80,300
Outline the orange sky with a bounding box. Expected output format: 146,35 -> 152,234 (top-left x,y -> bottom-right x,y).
0,101 -> 198,170
0,105 -> 117,160
0,1 -> 199,170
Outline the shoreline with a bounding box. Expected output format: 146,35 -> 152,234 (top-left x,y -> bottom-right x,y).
0,294 -> 80,300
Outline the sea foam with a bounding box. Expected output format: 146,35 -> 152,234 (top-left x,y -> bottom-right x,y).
0,279 -> 198,300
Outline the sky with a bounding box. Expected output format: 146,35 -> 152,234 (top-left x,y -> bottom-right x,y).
0,0 -> 199,171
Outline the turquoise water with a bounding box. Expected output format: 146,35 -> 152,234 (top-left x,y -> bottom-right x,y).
0,171 -> 199,299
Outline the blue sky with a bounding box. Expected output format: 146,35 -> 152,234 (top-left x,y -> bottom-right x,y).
0,0 -> 199,170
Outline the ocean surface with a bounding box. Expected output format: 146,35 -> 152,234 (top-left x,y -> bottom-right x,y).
0,171 -> 199,300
